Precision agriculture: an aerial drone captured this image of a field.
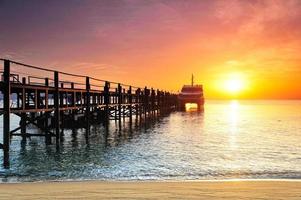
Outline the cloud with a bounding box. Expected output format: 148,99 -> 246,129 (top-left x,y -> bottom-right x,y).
70,62 -> 127,78
214,0 -> 301,36
0,51 -> 34,60
210,0 -> 301,73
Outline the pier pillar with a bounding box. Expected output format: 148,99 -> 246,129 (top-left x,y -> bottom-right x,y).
3,60 -> 10,168
16,93 -> 20,108
118,84 -> 122,128
114,88 -> 118,121
151,88 -> 155,117
138,88 -> 142,120
44,112 -> 51,144
156,89 -> 160,116
128,86 -> 132,124
54,71 -> 60,147
144,87 -> 149,119
104,81 -> 110,124
122,88 -> 126,121
71,83 -> 76,124
60,83 -> 65,139
20,112 -> 26,141
162,91 -> 165,114
44,78 -> 51,144
45,78 -> 49,109
71,82 -> 75,106
20,77 -> 27,142
86,77 -> 91,138
143,87 -> 146,119
135,88 -> 139,120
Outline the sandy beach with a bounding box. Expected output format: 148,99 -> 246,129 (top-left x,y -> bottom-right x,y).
0,180 -> 300,200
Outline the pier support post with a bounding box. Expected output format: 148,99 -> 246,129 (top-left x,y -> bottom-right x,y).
20,78 -> 27,142
118,84 -> 122,128
114,88 -> 118,121
45,78 -> 49,109
128,86 -> 132,124
54,71 -> 60,146
156,89 -> 160,116
135,88 -> 139,121
44,112 -> 51,145
144,87 -> 149,119
151,88 -> 155,117
143,87 -> 146,119
162,91 -> 165,114
3,60 -> 10,168
59,83 -> 65,138
20,112 -> 27,141
122,88 -> 126,121
138,88 -> 142,121
104,81 -> 110,124
44,78 -> 51,144
86,77 -> 90,137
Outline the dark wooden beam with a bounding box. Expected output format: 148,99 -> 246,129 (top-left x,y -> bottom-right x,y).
3,59 -> 10,168
54,71 -> 60,146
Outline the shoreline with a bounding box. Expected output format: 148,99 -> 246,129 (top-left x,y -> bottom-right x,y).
1,178 -> 301,184
0,180 -> 300,199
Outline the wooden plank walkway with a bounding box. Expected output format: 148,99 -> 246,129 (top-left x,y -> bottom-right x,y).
0,59 -> 178,168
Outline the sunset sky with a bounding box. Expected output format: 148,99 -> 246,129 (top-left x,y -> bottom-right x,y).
1,0 -> 301,99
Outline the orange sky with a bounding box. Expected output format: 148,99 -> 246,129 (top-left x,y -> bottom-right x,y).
1,0 -> 301,99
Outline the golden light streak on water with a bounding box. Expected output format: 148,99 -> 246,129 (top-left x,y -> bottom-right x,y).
228,100 -> 239,150
185,103 -> 198,111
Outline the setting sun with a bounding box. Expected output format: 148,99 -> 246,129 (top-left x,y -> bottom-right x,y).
225,78 -> 244,93
219,72 -> 247,95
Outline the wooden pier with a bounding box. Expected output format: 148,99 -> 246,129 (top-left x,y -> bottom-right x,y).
0,59 -> 178,168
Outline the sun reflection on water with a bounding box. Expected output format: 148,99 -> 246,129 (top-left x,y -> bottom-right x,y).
228,100 -> 239,149
185,103 -> 198,111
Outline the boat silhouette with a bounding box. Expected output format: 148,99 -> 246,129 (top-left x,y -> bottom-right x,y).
178,74 -> 204,110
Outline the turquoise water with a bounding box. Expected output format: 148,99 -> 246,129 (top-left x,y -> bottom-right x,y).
0,100 -> 300,182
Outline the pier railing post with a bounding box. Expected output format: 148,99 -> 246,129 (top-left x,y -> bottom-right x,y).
54,71 -> 60,146
3,59 -> 11,168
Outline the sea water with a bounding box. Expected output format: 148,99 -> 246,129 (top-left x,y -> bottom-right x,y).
0,100 -> 300,182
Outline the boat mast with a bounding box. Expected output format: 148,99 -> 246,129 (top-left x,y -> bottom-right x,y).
191,74 -> 194,86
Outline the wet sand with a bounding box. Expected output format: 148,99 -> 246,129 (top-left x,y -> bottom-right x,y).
0,180 -> 300,199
